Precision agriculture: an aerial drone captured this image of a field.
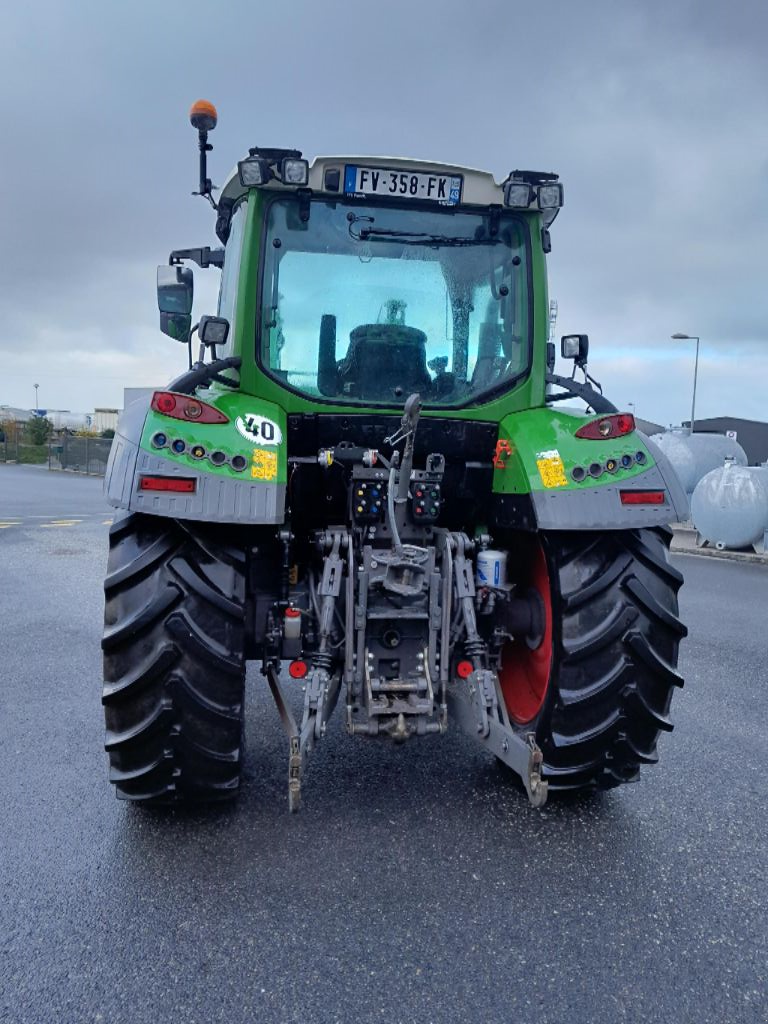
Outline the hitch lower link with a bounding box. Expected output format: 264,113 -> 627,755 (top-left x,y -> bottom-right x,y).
265,661 -> 340,812
445,533 -> 548,808
446,671 -> 548,808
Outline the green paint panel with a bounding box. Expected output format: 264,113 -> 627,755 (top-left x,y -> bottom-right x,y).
140,392 -> 288,485
493,408 -> 655,495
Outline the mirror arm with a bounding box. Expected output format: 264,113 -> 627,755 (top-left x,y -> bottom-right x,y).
169,247 -> 224,269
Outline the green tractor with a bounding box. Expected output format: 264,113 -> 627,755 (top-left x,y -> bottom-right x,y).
102,100 -> 688,810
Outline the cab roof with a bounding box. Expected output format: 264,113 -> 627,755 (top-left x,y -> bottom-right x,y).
219,154 -> 507,209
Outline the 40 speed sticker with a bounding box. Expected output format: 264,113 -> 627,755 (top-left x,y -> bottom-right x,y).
236,413 -> 283,446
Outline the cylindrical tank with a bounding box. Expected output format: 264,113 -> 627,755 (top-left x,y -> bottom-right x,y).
649,432 -> 698,494
691,462 -> 768,550
652,431 -> 747,495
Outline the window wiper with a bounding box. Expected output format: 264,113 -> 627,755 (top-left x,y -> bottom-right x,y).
347,217 -> 500,248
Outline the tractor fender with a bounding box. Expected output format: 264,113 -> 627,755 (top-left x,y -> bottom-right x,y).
490,410 -> 689,532
103,392 -> 287,526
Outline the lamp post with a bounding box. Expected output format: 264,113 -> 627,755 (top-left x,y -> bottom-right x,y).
671,333 -> 700,434
33,383 -> 39,412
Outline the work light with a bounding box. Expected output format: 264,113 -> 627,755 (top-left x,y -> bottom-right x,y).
198,316 -> 230,348
504,182 -> 534,208
281,158 -> 309,185
537,183 -> 564,209
238,157 -> 272,186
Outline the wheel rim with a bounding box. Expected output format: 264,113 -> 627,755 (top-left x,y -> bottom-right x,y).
498,541 -> 553,724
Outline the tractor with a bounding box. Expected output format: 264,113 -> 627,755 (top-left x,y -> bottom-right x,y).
102,100 -> 688,810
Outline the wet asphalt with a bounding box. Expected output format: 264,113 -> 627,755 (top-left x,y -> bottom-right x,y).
0,464 -> 766,1024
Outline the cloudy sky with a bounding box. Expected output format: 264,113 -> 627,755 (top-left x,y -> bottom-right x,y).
1,0 -> 765,427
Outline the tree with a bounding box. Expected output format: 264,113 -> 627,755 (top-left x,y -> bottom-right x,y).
26,416 -> 53,445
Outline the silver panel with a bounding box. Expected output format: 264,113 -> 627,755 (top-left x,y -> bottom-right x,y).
104,435 -> 285,525
531,461 -> 689,531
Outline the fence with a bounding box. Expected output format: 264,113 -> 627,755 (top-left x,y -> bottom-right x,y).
1,429 -> 113,476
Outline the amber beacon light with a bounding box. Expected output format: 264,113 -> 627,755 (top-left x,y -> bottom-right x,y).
189,99 -> 218,132
189,100 -> 218,206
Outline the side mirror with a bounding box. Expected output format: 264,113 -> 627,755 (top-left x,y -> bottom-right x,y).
158,265 -> 194,344
561,334 -> 589,366
157,265 -> 194,314
160,311 -> 192,343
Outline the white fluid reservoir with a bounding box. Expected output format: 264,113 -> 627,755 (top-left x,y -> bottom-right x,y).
476,549 -> 508,588
691,463 -> 768,550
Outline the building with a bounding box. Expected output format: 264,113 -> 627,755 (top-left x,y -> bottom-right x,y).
0,405 -> 33,424
681,417 -> 768,465
93,408 -> 120,433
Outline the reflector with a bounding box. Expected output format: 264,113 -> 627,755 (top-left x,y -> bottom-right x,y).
139,476 -> 196,493
620,490 -> 665,505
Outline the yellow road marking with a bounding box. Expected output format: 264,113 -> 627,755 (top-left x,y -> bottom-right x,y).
40,519 -> 82,527
103,519 -> 113,525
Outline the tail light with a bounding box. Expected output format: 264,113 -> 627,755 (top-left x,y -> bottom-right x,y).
139,476 -> 196,493
620,490 -> 665,505
151,391 -> 229,424
575,414 -> 635,440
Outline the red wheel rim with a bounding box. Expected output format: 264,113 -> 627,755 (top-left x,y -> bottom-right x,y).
497,541 -> 553,724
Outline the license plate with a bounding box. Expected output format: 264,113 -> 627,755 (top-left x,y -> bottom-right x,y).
344,165 -> 462,205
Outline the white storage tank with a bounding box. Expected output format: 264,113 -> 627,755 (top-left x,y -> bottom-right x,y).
653,431 -> 747,495
691,462 -> 768,552
649,432 -> 698,494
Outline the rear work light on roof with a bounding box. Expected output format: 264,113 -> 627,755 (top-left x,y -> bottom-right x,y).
238,156 -> 272,186
139,476 -> 197,494
620,490 -> 666,505
281,157 -> 309,185
151,392 -> 229,424
575,414 -> 635,440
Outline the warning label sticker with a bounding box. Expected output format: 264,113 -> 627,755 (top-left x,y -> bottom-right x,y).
536,449 -> 568,489
251,448 -> 278,482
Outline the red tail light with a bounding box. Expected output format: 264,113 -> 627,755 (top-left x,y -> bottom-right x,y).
151,391 -> 229,424
575,414 -> 635,440
139,476 -> 196,493
620,490 -> 665,505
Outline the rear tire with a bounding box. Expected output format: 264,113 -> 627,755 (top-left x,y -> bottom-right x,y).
501,527 -> 687,792
102,513 -> 247,804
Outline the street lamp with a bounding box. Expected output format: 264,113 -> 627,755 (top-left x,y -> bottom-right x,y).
671,333 -> 700,434
33,383 -> 39,412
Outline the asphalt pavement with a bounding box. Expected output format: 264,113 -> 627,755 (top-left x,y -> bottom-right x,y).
1,464 -> 766,1024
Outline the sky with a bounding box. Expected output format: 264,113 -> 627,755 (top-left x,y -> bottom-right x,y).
0,0 -> 766,427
